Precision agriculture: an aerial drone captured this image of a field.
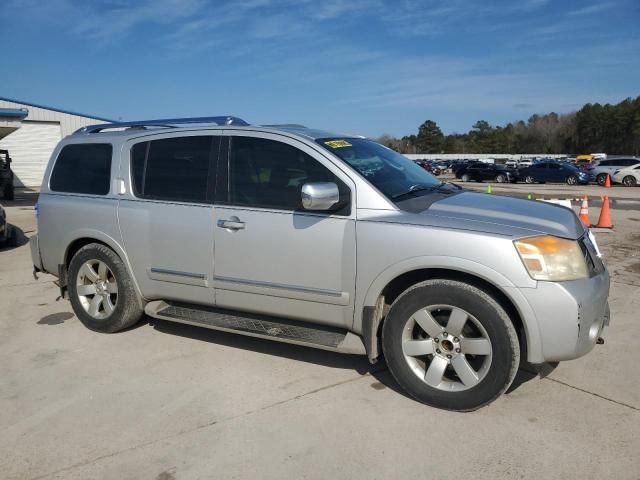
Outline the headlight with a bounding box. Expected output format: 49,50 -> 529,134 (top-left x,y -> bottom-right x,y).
514,235 -> 588,281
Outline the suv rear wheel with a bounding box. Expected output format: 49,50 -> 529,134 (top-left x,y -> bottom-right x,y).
382,279 -> 520,411
68,243 -> 143,333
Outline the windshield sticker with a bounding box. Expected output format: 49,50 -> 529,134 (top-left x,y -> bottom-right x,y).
324,139 -> 352,148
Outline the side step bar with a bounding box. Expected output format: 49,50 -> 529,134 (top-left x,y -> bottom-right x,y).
145,301 -> 366,355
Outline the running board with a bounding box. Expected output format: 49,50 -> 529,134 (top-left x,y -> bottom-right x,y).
145,301 -> 366,355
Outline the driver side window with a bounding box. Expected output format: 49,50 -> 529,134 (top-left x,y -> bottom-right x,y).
228,136 -> 350,214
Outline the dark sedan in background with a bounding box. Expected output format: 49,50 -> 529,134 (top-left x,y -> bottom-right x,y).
518,161 -> 592,185
459,163 -> 516,183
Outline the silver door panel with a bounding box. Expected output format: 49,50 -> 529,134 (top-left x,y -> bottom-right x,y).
118,199 -> 215,305
213,206 -> 356,328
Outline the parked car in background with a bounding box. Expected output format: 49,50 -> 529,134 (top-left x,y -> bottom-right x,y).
0,204 -> 17,247
416,160 -> 441,176
517,158 -> 533,168
453,160 -> 481,178
611,163 -> 640,186
459,163 -> 516,183
591,157 -> 640,185
0,149 -> 15,200
518,161 -> 592,185
30,116 -> 610,411
504,159 -> 519,168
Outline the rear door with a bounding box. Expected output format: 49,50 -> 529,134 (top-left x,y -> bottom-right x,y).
118,134 -> 219,306
212,132 -> 356,328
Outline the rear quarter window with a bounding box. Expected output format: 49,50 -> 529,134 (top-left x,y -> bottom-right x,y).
49,143 -> 112,195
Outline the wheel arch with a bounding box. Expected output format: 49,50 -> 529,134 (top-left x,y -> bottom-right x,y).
359,258 -> 540,364
62,230 -> 145,304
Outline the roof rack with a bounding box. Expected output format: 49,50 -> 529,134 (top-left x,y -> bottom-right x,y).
74,116 -> 250,134
261,123 -> 307,128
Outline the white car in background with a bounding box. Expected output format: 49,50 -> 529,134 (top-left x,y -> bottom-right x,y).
505,159 -> 519,168
518,159 -> 534,168
611,163 -> 640,186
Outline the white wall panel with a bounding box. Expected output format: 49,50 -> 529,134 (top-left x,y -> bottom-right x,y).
0,122 -> 62,187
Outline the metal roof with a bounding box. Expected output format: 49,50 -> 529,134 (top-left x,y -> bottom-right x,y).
0,96 -> 114,122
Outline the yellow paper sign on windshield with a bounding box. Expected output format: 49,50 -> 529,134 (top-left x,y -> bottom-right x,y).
324,139 -> 352,148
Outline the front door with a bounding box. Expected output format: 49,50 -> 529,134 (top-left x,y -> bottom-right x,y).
213,133 -> 356,329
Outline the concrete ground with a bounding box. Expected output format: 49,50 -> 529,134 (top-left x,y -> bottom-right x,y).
1,188 -> 639,480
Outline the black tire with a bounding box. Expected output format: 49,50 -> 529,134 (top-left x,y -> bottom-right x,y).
566,175 -> 577,185
4,184 -> 14,200
622,175 -> 637,187
382,279 -> 520,411
495,174 -> 507,183
68,243 -> 143,333
524,175 -> 534,184
461,174 -> 470,182
596,173 -> 607,186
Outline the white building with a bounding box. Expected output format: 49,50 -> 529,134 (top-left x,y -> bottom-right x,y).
0,97 -> 110,188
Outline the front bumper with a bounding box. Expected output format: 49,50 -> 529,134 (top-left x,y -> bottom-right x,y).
518,269 -> 610,362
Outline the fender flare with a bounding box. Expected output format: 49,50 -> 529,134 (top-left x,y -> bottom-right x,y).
357,255 -> 543,363
61,228 -> 146,304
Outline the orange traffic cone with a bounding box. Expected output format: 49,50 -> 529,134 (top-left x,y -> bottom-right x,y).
604,174 -> 611,188
594,196 -> 613,229
578,195 -> 591,227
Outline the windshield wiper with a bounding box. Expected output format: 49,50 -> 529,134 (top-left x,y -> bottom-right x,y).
391,184 -> 438,200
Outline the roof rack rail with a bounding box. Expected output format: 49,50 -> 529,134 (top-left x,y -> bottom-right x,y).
261,123 -> 307,128
74,116 -> 250,134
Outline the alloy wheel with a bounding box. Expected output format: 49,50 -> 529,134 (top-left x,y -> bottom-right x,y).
401,305 -> 492,392
76,260 -> 118,319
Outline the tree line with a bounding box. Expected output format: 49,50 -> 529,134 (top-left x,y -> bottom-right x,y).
377,96 -> 640,155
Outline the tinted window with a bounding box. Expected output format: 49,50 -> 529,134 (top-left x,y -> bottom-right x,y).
533,163 -> 546,169
229,136 -> 348,212
623,159 -> 639,166
131,136 -> 215,203
549,163 -> 560,169
50,143 -> 112,195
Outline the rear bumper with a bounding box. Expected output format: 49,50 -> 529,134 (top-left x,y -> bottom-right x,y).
517,269 -> 610,362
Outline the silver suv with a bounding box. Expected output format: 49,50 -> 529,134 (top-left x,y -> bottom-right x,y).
30,117 -> 610,411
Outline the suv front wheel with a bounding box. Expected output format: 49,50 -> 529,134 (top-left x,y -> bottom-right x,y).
382,279 -> 520,411
68,243 -> 143,333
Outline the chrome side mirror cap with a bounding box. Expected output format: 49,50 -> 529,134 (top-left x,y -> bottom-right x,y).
301,182 -> 340,211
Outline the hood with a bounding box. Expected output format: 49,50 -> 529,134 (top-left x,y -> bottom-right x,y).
393,191 -> 585,239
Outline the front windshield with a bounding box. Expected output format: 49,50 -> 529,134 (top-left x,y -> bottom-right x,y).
317,138 -> 441,199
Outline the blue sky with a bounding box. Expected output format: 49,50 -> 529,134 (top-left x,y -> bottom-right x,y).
1,0 -> 639,137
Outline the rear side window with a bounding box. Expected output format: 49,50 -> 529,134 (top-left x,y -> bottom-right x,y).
50,144 -> 112,195
131,136 -> 216,203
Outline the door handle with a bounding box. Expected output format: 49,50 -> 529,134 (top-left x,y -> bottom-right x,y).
217,218 -> 245,230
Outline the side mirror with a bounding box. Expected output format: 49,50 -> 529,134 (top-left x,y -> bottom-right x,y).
301,182 -> 340,211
